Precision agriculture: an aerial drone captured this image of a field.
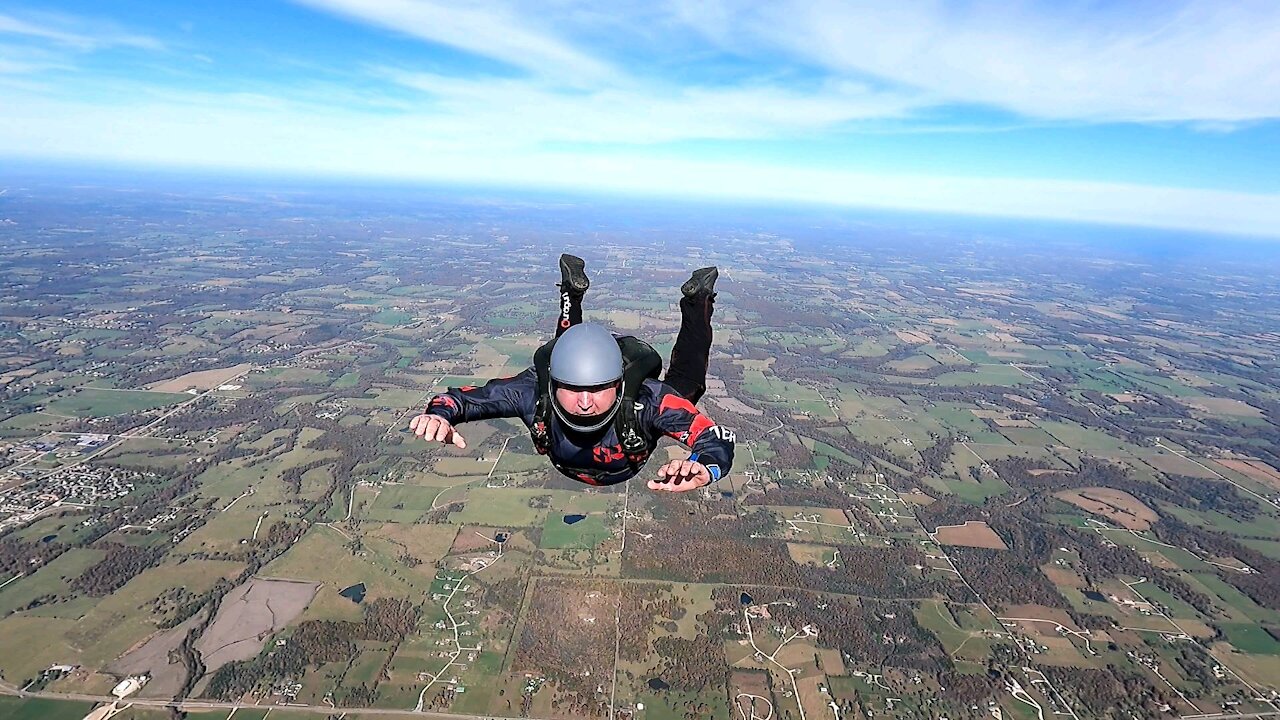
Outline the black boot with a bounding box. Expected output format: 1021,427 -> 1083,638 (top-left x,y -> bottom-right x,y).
559,254 -> 589,294
681,266 -> 718,298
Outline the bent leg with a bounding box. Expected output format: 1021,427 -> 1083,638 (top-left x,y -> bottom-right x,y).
555,254 -> 587,338
663,292 -> 715,403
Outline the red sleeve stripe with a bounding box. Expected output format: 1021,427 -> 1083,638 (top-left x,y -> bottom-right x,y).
658,393 -> 697,414
686,413 -> 715,446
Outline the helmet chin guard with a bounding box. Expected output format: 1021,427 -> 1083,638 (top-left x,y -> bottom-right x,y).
549,379 -> 624,434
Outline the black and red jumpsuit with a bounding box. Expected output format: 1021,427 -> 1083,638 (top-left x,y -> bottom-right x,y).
424,370 -> 734,486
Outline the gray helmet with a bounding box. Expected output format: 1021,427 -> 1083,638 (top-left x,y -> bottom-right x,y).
548,323 -> 624,433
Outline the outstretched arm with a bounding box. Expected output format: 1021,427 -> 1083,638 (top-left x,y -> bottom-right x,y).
647,388 -> 735,492
409,368 -> 536,449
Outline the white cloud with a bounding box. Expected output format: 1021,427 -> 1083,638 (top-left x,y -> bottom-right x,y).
0,12 -> 163,52
381,69 -> 922,145
2,1 -> 1276,238
670,0 -> 1280,123
291,0 -> 613,83
0,44 -> 73,74
2,89 -> 1276,237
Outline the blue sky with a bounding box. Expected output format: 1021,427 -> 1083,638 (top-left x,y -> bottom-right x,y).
2,1 -> 1279,236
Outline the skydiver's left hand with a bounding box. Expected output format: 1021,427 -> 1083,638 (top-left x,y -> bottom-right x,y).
648,459 -> 711,492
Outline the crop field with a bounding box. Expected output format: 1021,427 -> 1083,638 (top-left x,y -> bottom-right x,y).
4,191 -> 1280,720
43,388 -> 191,417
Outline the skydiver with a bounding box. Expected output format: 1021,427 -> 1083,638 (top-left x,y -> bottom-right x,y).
408,255 -> 734,492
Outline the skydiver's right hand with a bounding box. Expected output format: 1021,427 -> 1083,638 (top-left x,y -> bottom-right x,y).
408,414 -> 467,449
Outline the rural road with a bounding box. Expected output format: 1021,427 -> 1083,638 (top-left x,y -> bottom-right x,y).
0,684 -> 501,719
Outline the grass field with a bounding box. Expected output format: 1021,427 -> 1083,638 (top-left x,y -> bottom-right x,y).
361,484 -> 441,522
914,599 -> 998,663
369,309 -> 413,325
0,697 -> 95,720
1193,573 -> 1279,625
260,526 -> 424,612
935,364 -> 1030,387
0,547 -> 105,617
44,388 -> 190,417
0,557 -> 237,679
1220,623 -> 1280,655
540,512 -> 611,549
940,477 -> 1011,503
451,488 -> 554,527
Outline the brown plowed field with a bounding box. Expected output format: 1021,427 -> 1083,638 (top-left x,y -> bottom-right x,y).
934,521 -> 1007,549
147,363 -> 251,392
1055,487 -> 1157,530
1215,458 -> 1280,491
194,577 -> 319,676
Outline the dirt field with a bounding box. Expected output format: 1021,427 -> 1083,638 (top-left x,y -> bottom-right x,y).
1215,458 -> 1280,491
1055,487 -> 1158,530
450,525 -> 502,554
894,330 -> 933,344
1176,396 -> 1264,419
993,417 -> 1035,428
816,647 -> 845,676
705,394 -> 764,416
897,489 -> 935,505
108,609 -> 208,699
971,409 -> 1035,427
786,542 -> 834,566
730,671 -> 772,718
147,363 -> 252,392
1041,565 -> 1084,588
194,578 -> 319,676
797,675 -> 831,720
934,521 -> 1008,549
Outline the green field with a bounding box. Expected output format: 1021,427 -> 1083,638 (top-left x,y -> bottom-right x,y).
1221,623 -> 1280,655
0,548 -> 105,616
939,477 -> 1011,503
0,697 -> 96,720
540,512 -> 611,549
43,388 -> 190,417
1193,573 -> 1279,625
362,484 -> 441,522
370,309 -> 413,325
450,488 -> 553,527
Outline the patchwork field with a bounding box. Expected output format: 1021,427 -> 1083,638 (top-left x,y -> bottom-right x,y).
3,188 -> 1279,720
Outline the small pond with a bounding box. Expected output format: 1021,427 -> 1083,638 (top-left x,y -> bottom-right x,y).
339,582 -> 367,604
563,514 -> 586,525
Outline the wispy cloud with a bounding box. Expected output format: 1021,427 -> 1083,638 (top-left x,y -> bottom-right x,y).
0,11 -> 163,52
4,88 -> 1277,237
291,0 -> 612,83
1,1 -> 1277,236
0,44 -> 74,74
382,69 -> 923,146
673,0 -> 1280,123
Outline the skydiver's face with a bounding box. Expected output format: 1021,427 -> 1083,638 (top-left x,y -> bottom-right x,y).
554,383 -> 619,417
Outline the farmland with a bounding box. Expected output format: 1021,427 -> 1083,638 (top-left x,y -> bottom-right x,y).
2,184 -> 1279,720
